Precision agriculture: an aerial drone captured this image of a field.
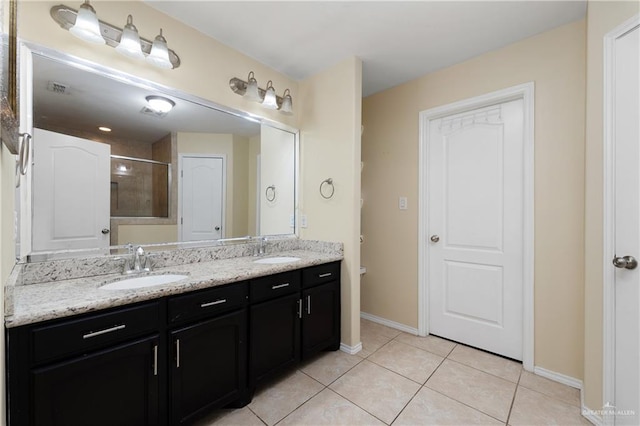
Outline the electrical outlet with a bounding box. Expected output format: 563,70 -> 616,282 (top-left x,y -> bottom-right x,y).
301,214 -> 308,228
399,197 -> 408,210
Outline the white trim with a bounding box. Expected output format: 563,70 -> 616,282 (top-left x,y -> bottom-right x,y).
582,391 -> 605,426
418,82 -> 535,371
360,312 -> 418,335
340,342 -> 362,355
178,154 -> 227,241
603,16 -> 640,426
534,366 -> 583,390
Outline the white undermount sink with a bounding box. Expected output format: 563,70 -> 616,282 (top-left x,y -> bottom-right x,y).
101,274 -> 189,290
253,256 -> 301,265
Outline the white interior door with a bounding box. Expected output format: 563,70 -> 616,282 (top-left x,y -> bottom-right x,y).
32,128 -> 110,252
612,23 -> 639,426
180,156 -> 224,241
428,99 -> 524,360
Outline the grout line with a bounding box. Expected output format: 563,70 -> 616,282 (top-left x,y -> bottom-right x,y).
247,405 -> 269,426
424,386 -> 508,424
388,382 -> 423,425
442,357 -> 523,385
506,370 -> 523,425
325,386 -> 393,425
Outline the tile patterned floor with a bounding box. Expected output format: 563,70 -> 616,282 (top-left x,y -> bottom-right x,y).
195,319 -> 591,426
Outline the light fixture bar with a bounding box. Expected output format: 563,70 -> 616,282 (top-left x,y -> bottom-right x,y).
50,4 -> 181,69
229,77 -> 285,107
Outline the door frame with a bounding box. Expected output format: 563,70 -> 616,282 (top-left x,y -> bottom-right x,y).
602,15 -> 640,425
178,154 -> 227,242
418,82 -> 535,370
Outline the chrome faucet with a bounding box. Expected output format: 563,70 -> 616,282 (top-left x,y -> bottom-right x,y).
120,245 -> 152,274
254,236 -> 267,256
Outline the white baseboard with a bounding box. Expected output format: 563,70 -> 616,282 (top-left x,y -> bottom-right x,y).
534,367 -> 602,425
581,391 -> 604,426
340,342 -> 362,355
533,366 -> 583,389
360,312 -> 418,335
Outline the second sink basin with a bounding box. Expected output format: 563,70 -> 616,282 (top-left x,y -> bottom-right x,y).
101,274 -> 189,290
253,256 -> 301,265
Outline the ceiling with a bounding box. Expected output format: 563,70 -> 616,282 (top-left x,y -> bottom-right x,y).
33,54 -> 260,143
145,1 -> 587,97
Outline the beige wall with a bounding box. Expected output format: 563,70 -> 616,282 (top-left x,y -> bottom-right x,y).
299,57 -> 362,347
232,135 -> 250,237
362,19 -> 587,379
583,0 -> 640,410
247,135 -> 261,236
118,224 -> 178,246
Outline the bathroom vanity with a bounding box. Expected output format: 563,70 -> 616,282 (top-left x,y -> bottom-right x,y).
5,244 -> 342,426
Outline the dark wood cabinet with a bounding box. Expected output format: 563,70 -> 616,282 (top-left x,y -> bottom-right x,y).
6,262 -> 340,426
170,309 -> 246,425
302,280 -> 341,359
249,292 -> 301,386
31,335 -> 160,426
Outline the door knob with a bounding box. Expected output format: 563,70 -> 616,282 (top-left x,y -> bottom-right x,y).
613,255 -> 638,270
215,226 -> 220,231
101,228 -> 110,235
430,235 -> 440,243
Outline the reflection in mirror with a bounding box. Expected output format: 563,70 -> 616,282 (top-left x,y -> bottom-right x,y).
25,50 -> 297,257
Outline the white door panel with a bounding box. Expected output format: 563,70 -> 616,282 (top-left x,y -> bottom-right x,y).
180,156 -> 224,242
613,24 -> 639,426
32,128 -> 110,252
429,100 -> 524,360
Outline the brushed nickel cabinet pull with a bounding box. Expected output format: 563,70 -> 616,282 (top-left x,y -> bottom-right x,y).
201,299 -> 226,308
319,272 -> 332,278
176,339 -> 180,368
272,283 -> 290,290
82,324 -> 126,339
153,344 -> 158,376
297,299 -> 302,319
307,295 -> 311,315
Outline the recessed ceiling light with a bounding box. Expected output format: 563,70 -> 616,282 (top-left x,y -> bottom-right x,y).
98,126 -> 112,132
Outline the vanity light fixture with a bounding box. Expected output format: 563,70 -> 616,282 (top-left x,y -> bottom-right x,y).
50,5 -> 181,69
146,29 -> 172,69
244,72 -> 262,102
115,15 -> 145,60
228,72 -> 294,114
145,96 -> 175,114
279,89 -> 293,115
69,1 -> 104,44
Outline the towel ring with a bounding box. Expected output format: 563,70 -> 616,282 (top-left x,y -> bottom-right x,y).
320,178 -> 335,199
265,185 -> 276,202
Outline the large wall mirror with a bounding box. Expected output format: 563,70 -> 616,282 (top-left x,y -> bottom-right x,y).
19,45 -> 298,259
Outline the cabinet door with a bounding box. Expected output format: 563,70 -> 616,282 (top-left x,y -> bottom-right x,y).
170,309 -> 247,426
32,335 -> 160,426
249,293 -> 300,385
302,280 -> 341,359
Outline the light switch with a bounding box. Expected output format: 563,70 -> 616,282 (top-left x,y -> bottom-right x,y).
399,197 -> 408,210
301,215 -> 308,228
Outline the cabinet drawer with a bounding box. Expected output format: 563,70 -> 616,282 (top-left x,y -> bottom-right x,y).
302,262 -> 340,288
32,302 -> 160,365
250,271 -> 301,303
168,282 -> 247,324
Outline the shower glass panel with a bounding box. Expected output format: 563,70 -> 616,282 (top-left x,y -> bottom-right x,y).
110,155 -> 170,218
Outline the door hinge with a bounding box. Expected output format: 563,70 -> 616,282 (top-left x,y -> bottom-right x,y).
181,170 -> 183,178
181,217 -> 183,225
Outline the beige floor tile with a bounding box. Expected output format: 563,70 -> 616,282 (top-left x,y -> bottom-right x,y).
300,350 -> 362,386
426,359 -> 516,422
509,386 -> 591,425
358,328 -> 395,358
279,388 -> 385,425
448,344 -> 522,383
249,370 -> 324,425
368,340 -> 444,384
518,371 -> 581,407
330,360 -> 421,424
394,333 -> 457,357
192,407 -> 264,426
361,318 -> 403,338
394,387 -> 503,425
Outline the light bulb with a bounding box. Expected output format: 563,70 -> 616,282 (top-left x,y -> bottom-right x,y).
69,1 -> 105,45
146,29 -> 172,69
243,72 -> 262,102
262,80 -> 278,109
279,89 -> 293,115
115,15 -> 144,60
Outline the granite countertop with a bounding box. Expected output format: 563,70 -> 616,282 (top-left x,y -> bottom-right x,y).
6,249 -> 342,328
